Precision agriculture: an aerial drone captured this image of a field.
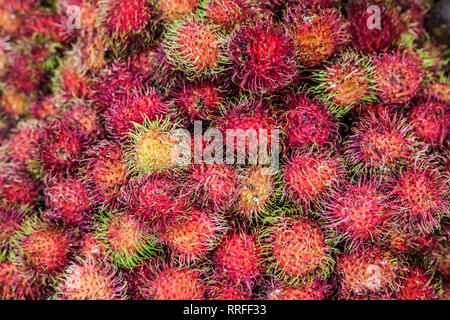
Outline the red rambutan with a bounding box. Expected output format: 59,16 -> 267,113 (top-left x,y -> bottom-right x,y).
228,20 -> 297,94
265,279 -> 330,300
204,0 -> 257,32
0,206 -> 25,251
397,267 -> 440,300
0,164 -> 41,209
0,260 -> 44,300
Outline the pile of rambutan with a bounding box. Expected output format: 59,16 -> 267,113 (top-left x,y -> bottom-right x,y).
0,0 -> 448,301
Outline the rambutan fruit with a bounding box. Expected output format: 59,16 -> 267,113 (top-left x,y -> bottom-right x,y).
103,87 -> 169,142
282,149 -> 345,207
0,206 -> 25,251
81,140 -> 129,209
390,164 -> 449,234
124,173 -> 184,223
146,43 -> 185,90
125,117 -> 189,175
215,100 -> 278,161
373,50 -> 425,105
0,164 -> 41,209
212,229 -> 263,287
186,163 -> 240,212
426,79 -> 450,104
160,208 -> 226,264
75,35 -> 107,74
0,260 -> 44,300
282,94 -> 338,149
265,279 -> 330,300
54,258 -> 127,300
95,210 -> 158,269
38,119 -> 88,174
204,0 -> 258,32
99,0 -> 157,43
172,80 -> 225,122
157,0 -> 200,22
0,87 -> 29,120
387,229 -> 437,255
236,165 -> 274,218
346,111 -> 421,174
43,175 -> 90,226
228,20 -> 297,94
1,120 -> 40,165
346,0 -> 401,54
28,95 -> 60,121
61,102 -> 101,139
22,10 -> 73,45
336,246 -> 401,298
140,264 -> 207,300
397,267 -> 440,300
207,281 -> 252,300
162,14 -> 227,80
321,178 -> 392,248
261,217 -> 334,284
10,216 -> 75,280
78,233 -> 108,262
284,6 -> 349,67
311,51 -> 377,117
408,98 -> 449,146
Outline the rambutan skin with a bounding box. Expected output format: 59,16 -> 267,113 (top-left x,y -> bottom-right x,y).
408,99 -> 450,146
0,164 -> 41,209
282,94 -> 337,148
265,279 -> 330,300
212,230 -> 263,287
81,140 -> 129,209
0,260 -> 45,300
261,218 -> 334,284
54,258 -> 127,300
397,267 -> 440,300
374,50 -> 424,105
285,6 -> 349,67
228,20 -> 298,94
0,206 -> 25,251
43,175 -> 90,226
140,265 -> 207,300
38,119 -> 88,174
204,0 -> 257,32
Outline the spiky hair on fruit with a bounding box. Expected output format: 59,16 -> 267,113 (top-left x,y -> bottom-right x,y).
387,228 -> 437,255
228,19 -> 297,94
284,5 -> 349,67
281,93 -> 338,149
311,50 -> 377,117
212,227 -> 263,288
390,162 -> 449,234
346,110 -> 422,175
60,101 -> 102,139
0,163 -> 41,209
396,266 -> 441,300
0,119 -> 40,166
214,98 -> 279,161
81,140 -> 129,209
426,78 -> 450,104
0,260 -> 45,300
91,58 -> 146,113
320,177 -> 393,249
335,245 -> 401,299
37,119 -> 88,175
346,0 -> 402,54
373,50 -> 425,105
236,165 -> 274,219
103,87 -> 169,142
125,116 -> 189,176
162,14 -> 227,80
260,217 -> 335,285
157,0 -> 200,22
172,80 -> 225,122
54,258 -> 127,300
264,278 -> 330,300
94,210 -> 159,269
160,207 -> 226,264
138,263 -> 208,300
28,95 -> 60,121
185,163 -> 240,212
282,148 -> 345,208
9,215 -> 75,281
0,206 -> 25,251
78,232 -> 108,262
98,0 -> 158,50
204,0 -> 258,32
42,175 -> 90,226
0,87 -> 30,120
123,173 -> 185,224
207,280 -> 252,300
408,98 -> 449,146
